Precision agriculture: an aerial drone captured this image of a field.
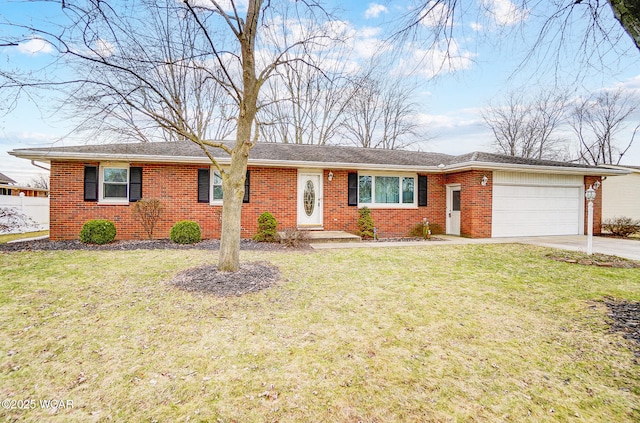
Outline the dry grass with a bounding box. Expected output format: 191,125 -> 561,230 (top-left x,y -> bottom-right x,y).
1,244 -> 639,422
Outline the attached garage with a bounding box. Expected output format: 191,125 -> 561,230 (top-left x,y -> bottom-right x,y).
492,171 -> 584,237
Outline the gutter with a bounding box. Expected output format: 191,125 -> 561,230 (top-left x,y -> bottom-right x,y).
9,149 -> 630,176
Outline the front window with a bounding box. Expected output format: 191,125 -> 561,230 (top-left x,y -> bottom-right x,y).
103,168 -> 128,199
402,177 -> 414,204
358,173 -> 416,208
213,171 -> 223,201
359,175 -> 372,203
375,176 -> 399,203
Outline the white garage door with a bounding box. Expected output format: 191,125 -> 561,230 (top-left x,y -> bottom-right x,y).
492,172 -> 584,237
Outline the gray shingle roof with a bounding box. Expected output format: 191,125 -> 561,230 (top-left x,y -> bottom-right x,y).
452,151 -> 596,169
9,140 -> 606,171
0,172 -> 17,184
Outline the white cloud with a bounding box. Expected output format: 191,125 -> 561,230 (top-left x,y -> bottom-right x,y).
364,3 -> 388,19
17,38 -> 53,55
481,0 -> 529,26
95,39 -> 116,58
470,22 -> 483,31
188,0 -> 248,12
396,40 -> 475,79
420,1 -> 450,28
353,28 -> 392,60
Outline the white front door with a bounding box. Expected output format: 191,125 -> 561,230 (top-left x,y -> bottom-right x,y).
297,172 -> 323,228
446,185 -> 461,236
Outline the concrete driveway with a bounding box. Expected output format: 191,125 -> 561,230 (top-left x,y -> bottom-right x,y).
311,234 -> 640,261
509,235 -> 640,261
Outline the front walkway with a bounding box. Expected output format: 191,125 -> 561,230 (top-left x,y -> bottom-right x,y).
310,235 -> 640,261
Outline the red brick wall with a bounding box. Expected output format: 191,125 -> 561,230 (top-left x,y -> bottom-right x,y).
584,175 -> 603,235
52,162 -> 593,240
321,170 -> 446,237
49,162 -> 298,240
49,162 -> 449,240
445,170 -> 493,238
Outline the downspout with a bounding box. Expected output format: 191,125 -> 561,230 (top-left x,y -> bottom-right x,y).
31,160 -> 50,171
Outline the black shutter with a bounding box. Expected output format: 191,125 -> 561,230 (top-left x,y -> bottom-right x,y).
198,168 -> 210,203
129,167 -> 142,202
84,166 -> 98,202
348,172 -> 358,206
243,170 -> 250,203
418,175 -> 428,206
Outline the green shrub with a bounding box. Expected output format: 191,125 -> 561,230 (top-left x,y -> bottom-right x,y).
253,212 -> 280,242
79,219 -> 117,245
602,216 -> 640,238
357,207 -> 375,239
170,220 -> 201,244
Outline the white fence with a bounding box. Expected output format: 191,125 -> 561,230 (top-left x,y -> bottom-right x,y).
0,195 -> 50,233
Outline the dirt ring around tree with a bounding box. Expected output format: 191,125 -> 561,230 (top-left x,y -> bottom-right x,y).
170,261 -> 281,297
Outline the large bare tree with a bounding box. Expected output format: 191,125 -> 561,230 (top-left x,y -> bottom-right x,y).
340,73 -> 420,149
258,15 -> 354,145
570,89 -> 639,165
483,90 -> 568,160
2,0 -> 332,271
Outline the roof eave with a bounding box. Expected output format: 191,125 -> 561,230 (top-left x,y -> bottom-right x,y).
11,150 -> 629,175
444,161 -> 631,176
8,150 -> 447,173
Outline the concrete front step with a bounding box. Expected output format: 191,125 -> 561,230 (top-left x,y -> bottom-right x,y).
279,230 -> 362,243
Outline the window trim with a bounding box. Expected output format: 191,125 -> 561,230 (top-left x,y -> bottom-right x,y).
98,163 -> 130,204
211,169 -> 224,205
202,167 -> 251,205
356,171 -> 418,209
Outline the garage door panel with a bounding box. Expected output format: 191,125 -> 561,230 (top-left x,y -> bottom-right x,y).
492,184 -> 582,237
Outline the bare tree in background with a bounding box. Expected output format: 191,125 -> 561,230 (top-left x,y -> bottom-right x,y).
483,90 -> 568,160
2,0 -> 333,271
341,73 -> 420,149
259,17 -> 353,145
570,89 -> 638,165
28,174 -> 50,190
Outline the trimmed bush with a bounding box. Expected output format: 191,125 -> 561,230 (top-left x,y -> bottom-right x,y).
602,216 -> 640,238
357,207 -> 375,239
170,220 -> 201,244
253,212 -> 280,242
79,219 -> 117,245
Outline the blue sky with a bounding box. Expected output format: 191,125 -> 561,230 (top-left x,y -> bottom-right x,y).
1,0 -> 640,184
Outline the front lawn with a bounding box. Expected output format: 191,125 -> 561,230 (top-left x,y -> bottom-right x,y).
1,244 -> 639,422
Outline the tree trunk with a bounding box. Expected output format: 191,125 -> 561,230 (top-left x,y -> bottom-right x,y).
217,149 -> 248,272
217,0 -> 261,272
609,0 -> 640,50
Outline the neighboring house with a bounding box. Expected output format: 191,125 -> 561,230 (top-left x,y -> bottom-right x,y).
0,171 -> 49,197
0,171 -> 17,185
0,171 -> 50,232
600,165 -> 640,221
8,142 -> 627,241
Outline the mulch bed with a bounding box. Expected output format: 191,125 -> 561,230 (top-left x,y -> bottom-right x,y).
170,261 -> 281,297
604,298 -> 640,357
546,251 -> 640,269
0,238 -> 310,253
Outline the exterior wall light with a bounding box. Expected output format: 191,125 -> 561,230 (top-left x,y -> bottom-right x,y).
328,171 -> 333,181
481,175 -> 488,186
